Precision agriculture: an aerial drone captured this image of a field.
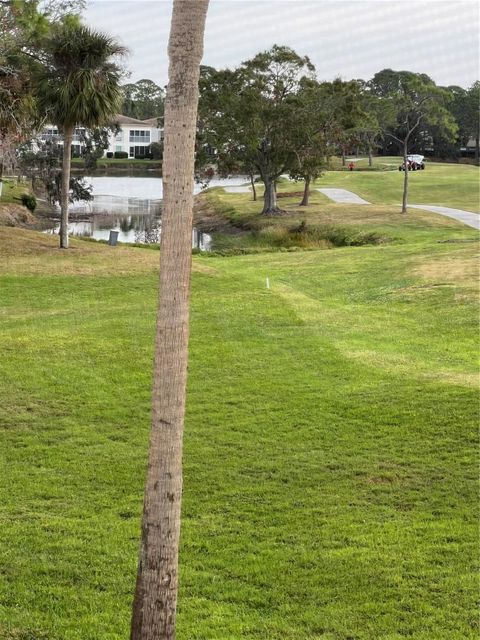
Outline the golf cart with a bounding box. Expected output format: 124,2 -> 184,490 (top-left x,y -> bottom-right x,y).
399,154 -> 425,171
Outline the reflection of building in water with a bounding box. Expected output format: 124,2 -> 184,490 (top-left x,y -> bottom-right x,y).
46,207 -> 211,249
70,195 -> 162,216
192,228 -> 211,251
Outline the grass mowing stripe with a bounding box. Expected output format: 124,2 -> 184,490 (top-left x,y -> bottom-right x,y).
0,223 -> 478,639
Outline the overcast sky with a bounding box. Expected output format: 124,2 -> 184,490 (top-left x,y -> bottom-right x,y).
84,0 -> 479,89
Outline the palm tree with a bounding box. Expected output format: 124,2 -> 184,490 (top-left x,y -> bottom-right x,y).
130,1 -> 209,639
36,21 -> 125,248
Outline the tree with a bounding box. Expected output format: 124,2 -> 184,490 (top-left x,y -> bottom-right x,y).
0,0 -> 48,173
79,124 -> 119,170
18,141 -> 92,204
462,82 -> 480,163
377,72 -> 457,213
130,1 -> 209,639
353,84 -> 388,166
290,78 -> 364,205
0,0 -> 87,175
199,46 -> 315,215
369,69 -> 437,155
121,78 -> 165,120
35,21 -> 125,248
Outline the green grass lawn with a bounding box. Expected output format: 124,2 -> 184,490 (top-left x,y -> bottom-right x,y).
308,160 -> 480,211
0,178 -> 32,205
0,208 -> 478,639
199,162 -> 479,253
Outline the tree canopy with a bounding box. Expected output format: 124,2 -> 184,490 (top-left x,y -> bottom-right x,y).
121,78 -> 165,120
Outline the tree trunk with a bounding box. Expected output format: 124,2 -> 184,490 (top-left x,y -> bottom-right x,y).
341,147 -> 346,167
261,176 -> 281,215
401,140 -> 409,214
368,146 -> 372,167
299,176 -> 310,206
130,2 -> 209,639
60,125 -> 73,249
250,173 -> 257,201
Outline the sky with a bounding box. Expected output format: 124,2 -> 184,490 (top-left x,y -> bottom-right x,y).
84,0 -> 479,89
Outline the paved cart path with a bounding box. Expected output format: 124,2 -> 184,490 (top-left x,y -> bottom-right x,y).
316,188 -> 370,204
408,205 -> 480,230
316,187 -> 479,229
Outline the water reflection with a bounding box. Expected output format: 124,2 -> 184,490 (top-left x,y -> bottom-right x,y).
44,175 -> 250,250
46,194 -> 211,249
46,210 -> 211,250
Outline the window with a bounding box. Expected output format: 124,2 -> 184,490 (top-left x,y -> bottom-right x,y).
129,129 -> 151,143
115,145 -> 122,152
72,128 -> 85,142
132,145 -> 149,158
115,130 -> 123,142
41,127 -> 60,141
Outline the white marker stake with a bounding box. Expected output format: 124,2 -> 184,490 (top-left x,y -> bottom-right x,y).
266,277 -> 270,289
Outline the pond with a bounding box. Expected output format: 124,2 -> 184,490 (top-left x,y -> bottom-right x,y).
45,175 -> 251,249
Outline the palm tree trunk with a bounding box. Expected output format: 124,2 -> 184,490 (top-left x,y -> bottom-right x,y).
130,2 -> 209,639
299,176 -> 310,206
402,140 -> 409,214
60,125 -> 73,248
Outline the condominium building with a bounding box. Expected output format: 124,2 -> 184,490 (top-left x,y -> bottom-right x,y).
37,114 -> 164,158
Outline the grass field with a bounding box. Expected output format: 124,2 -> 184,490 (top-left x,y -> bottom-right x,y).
312,160 -> 480,211
0,178 -> 32,205
0,178 -> 478,640
197,162 -> 479,254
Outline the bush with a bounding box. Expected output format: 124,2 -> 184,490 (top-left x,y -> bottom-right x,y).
135,154 -> 146,160
106,152 -> 113,158
288,222 -> 389,247
149,142 -> 163,160
114,151 -> 128,159
21,193 -> 37,212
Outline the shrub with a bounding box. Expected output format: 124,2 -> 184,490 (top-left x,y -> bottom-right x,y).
21,193 -> 37,212
288,222 -> 389,247
149,142 -> 163,160
106,152 -> 113,158
114,151 -> 128,159
135,154 -> 146,160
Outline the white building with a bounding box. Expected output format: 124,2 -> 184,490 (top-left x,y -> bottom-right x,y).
108,114 -> 163,158
37,114 -> 164,159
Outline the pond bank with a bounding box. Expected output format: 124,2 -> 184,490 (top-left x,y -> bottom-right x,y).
0,203 -> 37,228
70,160 -> 162,176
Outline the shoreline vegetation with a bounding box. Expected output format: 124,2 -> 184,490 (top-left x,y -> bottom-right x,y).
1,159 -> 478,254
70,157 -> 163,173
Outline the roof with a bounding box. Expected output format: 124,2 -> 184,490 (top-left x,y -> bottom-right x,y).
113,114 -> 162,128
142,117 -> 162,127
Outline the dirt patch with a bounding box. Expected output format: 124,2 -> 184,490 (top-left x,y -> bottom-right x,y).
193,193 -> 246,234
0,204 -> 36,227
277,191 -> 306,199
415,255 -> 479,284
346,348 -> 478,388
